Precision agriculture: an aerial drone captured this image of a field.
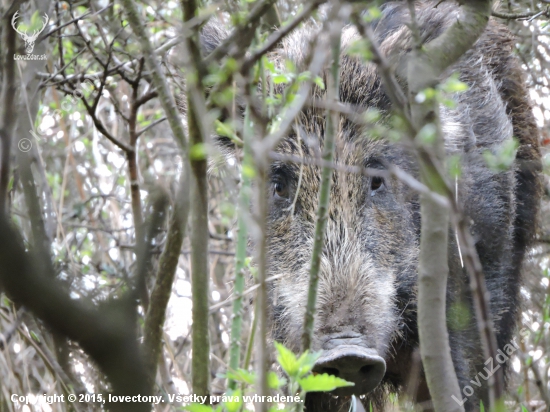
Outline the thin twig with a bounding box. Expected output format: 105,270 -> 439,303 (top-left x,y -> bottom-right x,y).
303,2 -> 349,353
227,105 -> 254,389
242,0 -> 325,73
204,0 -> 277,65
492,7 -> 550,20
0,10 -> 17,215
210,274 -> 285,313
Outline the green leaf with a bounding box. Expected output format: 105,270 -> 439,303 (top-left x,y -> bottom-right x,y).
448,155 -> 462,179
272,74 -> 292,84
268,371 -> 287,389
363,6 -> 382,23
416,123 -> 437,145
363,108 -> 381,124
415,88 -> 436,103
182,405 -> 215,412
274,342 -> 299,377
215,120 -> 243,146
296,71 -> 311,83
346,39 -> 373,62
441,75 -> 469,93
223,390 -> 242,412
297,373 -> 354,392
29,11 -> 48,31
266,96 -> 282,106
242,164 -> 256,179
483,137 -> 519,172
30,331 -> 41,343
190,143 -> 208,160
264,60 -> 276,73
441,98 -> 458,109
295,351 -> 321,378
220,202 -> 236,220
274,342 -> 321,379
225,58 -> 238,73
226,368 -> 255,385
314,76 -> 325,90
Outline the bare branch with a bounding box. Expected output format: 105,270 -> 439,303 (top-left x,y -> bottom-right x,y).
0,219 -> 151,412
203,0 -> 277,65
120,0 -> 188,152
143,170 -> 190,385
0,10 -> 17,215
242,0 -> 325,73
302,2 -> 348,352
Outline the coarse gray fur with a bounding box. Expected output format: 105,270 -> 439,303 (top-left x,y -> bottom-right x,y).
192,1 -> 542,410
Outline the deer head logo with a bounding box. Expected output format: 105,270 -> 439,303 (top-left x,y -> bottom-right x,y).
12,11 -> 49,54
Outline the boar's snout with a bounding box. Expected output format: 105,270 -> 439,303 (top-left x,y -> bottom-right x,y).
313,344 -> 386,396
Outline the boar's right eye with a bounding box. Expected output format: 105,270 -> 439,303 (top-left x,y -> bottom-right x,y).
274,181 -> 289,200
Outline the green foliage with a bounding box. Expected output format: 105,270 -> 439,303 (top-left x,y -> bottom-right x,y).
190,143 -> 208,160
415,74 -> 469,109
184,342 -> 353,412
416,123 -> 437,146
242,164 -> 256,179
268,371 -> 287,389
364,108 -> 381,124
440,74 -> 469,94
15,11 -> 48,32
224,390 -> 243,412
182,404 -> 220,412
297,373 -> 354,392
274,342 -> 319,379
346,39 -> 373,62
29,331 -> 41,343
362,6 -> 382,23
414,87 -> 437,104
226,368 -> 256,386
215,120 -> 244,146
483,138 -> 519,172
448,154 -> 462,179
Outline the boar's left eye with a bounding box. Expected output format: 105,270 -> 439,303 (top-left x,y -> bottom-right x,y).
370,176 -> 384,196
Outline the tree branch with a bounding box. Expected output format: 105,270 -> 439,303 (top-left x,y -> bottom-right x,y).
302,2 -> 347,352
0,10 -> 17,215
181,0 -> 211,397
143,169 -> 190,385
120,0 -> 189,153
203,0 -> 277,65
0,219 -> 150,412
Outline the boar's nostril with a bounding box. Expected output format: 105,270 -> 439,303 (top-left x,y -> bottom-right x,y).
313,345 -> 386,396
318,367 -> 340,377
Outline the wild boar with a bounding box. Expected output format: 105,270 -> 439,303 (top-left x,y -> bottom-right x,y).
197,1 -> 541,410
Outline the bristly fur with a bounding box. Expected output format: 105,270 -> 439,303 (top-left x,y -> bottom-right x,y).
187,1 -> 541,411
